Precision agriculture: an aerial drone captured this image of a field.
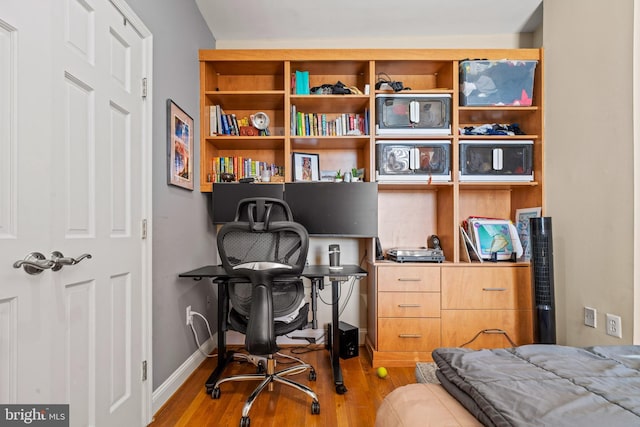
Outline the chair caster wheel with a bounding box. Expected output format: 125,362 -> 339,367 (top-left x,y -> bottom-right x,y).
311,401 -> 320,415
240,416 -> 250,427
212,387 -> 221,399
336,384 -> 347,395
309,369 -> 317,381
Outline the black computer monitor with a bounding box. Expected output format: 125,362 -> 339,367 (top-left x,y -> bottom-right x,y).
284,182 -> 378,237
211,183 -> 284,223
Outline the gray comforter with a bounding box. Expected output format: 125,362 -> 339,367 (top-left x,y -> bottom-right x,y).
432,344 -> 640,427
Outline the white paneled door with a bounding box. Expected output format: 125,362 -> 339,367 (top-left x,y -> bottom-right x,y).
0,1 -> 152,426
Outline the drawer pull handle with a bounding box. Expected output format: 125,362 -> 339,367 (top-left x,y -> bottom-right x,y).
398,304 -> 421,308
398,278 -> 421,282
483,287 -> 507,291
399,334 -> 422,338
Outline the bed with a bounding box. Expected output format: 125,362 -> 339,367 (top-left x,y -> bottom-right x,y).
376,344 -> 640,427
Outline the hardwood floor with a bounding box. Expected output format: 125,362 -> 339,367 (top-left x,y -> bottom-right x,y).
150,345 -> 416,427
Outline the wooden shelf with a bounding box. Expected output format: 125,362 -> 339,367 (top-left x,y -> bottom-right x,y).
204,136 -> 284,150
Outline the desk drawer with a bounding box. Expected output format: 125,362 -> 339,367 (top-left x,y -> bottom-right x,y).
378,318 -> 441,351
378,266 -> 440,292
441,266 -> 531,309
378,292 -> 440,318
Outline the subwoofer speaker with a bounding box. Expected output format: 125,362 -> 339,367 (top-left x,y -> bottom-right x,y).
338,321 -> 359,359
530,217 -> 556,344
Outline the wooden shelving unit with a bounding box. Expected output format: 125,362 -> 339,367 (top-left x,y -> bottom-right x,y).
199,48 -> 544,366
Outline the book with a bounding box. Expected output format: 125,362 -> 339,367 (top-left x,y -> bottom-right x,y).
290,105 -> 297,135
215,105 -> 223,134
220,114 -> 230,135
295,70 -> 309,95
231,114 -> 239,136
209,105 -> 217,135
460,226 -> 483,263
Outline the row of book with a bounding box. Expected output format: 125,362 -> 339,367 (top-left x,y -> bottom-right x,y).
208,156 -> 284,183
209,105 -> 268,136
290,105 -> 369,137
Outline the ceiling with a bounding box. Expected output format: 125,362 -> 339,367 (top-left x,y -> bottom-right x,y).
195,0 -> 543,43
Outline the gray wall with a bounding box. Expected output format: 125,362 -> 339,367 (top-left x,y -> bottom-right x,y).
124,0 -> 217,390
544,0 -> 636,344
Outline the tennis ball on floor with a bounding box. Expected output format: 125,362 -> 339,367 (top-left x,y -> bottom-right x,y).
376,367 -> 388,378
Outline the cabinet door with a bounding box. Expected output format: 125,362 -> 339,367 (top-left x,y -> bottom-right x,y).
441,266 -> 531,309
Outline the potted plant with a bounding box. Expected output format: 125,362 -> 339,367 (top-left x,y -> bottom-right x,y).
335,169 -> 343,182
351,168 -> 360,182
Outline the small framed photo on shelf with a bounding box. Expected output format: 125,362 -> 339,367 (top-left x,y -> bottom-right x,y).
167,99 -> 194,190
321,170 -> 337,182
515,207 -> 542,262
292,152 -> 320,182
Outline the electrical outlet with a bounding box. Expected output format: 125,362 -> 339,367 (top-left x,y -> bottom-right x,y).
186,305 -> 192,325
584,306 -> 597,328
605,313 -> 622,338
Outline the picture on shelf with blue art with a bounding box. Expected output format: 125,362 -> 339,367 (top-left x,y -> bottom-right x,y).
468,218 -> 523,261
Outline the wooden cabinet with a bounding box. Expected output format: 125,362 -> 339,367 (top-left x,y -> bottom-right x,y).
367,263 -> 441,366
367,263 -> 533,367
199,49 -> 544,366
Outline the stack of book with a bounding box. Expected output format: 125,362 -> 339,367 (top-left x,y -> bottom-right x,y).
209,105 -> 253,136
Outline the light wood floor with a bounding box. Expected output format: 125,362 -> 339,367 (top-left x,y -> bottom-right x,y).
150,345 -> 416,427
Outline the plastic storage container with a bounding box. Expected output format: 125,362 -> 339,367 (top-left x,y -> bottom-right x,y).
376,94 -> 451,135
376,140 -> 451,182
459,140 -> 533,181
460,60 -> 537,106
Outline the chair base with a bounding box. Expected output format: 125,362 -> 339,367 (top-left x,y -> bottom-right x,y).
212,353 -> 320,426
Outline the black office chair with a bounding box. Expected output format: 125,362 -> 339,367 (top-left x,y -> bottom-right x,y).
213,197 -> 320,427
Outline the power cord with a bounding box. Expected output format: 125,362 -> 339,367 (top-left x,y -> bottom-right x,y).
188,310 -> 217,358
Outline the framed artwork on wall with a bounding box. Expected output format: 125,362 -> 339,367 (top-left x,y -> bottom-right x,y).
292,152 -> 319,182
167,99 -> 194,190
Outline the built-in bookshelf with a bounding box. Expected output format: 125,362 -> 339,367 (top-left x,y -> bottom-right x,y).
199,48 -> 544,366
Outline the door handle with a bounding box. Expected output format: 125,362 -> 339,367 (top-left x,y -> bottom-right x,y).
12,251 -> 92,275
50,251 -> 92,271
13,252 -> 55,275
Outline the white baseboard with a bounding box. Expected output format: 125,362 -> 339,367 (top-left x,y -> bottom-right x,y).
151,336 -> 215,416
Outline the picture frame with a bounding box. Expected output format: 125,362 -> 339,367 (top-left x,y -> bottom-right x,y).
515,207 -> 542,262
320,170 -> 337,182
468,218 -> 517,261
292,152 -> 320,182
167,99 -> 194,190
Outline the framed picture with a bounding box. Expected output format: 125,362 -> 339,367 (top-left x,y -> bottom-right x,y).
515,207 -> 542,262
320,170 -> 337,182
167,99 -> 194,190
292,152 -> 320,182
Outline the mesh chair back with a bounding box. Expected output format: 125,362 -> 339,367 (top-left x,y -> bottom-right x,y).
217,198 -> 309,353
